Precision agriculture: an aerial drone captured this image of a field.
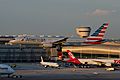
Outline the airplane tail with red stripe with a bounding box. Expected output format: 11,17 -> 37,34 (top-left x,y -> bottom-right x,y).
66,50 -> 81,64
85,22 -> 109,44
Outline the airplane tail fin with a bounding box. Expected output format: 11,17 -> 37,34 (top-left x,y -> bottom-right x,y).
66,50 -> 81,64
41,56 -> 44,62
85,22 -> 109,44
66,50 -> 76,60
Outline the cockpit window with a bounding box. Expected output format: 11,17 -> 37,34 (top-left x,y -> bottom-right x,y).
0,68 -> 8,70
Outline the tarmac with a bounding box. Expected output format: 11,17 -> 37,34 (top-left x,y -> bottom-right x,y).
1,63 -> 120,80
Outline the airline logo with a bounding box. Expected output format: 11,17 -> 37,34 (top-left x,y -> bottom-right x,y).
67,50 -> 75,59
66,50 -> 81,64
85,23 -> 109,44
114,60 -> 120,64
91,23 -> 109,37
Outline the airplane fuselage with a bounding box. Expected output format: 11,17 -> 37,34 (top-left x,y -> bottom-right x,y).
0,64 -> 15,76
40,62 -> 59,68
77,58 -> 120,66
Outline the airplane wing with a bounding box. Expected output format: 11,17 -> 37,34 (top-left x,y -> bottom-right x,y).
92,60 -> 105,64
41,37 -> 68,48
92,60 -> 113,67
52,37 -> 68,44
92,60 -> 106,66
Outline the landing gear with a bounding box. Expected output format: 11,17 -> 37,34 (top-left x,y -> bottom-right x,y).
8,74 -> 23,78
44,65 -> 48,68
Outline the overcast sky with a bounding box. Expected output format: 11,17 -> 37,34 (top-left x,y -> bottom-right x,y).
0,0 -> 120,38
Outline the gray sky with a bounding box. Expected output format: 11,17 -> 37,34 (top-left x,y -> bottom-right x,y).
0,0 -> 120,38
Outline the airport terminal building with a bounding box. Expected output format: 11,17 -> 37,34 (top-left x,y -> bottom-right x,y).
0,44 -> 47,63
0,35 -> 120,63
62,44 -> 120,59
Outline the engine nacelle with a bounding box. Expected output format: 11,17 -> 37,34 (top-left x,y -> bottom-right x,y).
105,63 -> 112,67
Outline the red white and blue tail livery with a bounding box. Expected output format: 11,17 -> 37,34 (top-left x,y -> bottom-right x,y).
85,22 -> 109,44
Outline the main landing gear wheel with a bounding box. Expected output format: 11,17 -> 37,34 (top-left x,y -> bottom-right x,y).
8,75 -> 23,78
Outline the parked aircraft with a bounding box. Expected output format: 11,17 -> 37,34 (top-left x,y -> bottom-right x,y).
8,22 -> 108,46
65,50 -> 120,67
0,64 -> 22,78
40,56 -> 60,68
8,34 -> 68,48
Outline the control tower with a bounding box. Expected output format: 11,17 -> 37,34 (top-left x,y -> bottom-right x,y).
76,26 -> 91,38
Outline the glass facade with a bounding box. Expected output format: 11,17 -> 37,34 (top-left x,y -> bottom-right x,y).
0,44 -> 47,63
62,45 -> 120,59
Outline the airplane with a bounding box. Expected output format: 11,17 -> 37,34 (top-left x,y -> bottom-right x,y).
8,34 -> 68,48
40,56 -> 60,68
84,22 -> 109,44
0,64 -> 22,78
65,50 -> 120,67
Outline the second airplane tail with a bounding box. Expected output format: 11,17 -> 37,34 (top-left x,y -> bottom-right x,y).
66,50 -> 81,64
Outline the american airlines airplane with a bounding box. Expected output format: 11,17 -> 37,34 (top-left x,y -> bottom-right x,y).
8,34 -> 68,48
66,50 -> 120,67
40,56 -> 60,68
